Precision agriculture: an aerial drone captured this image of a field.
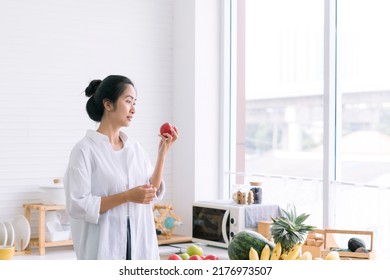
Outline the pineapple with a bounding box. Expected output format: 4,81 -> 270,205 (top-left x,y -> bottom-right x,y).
271,205 -> 316,253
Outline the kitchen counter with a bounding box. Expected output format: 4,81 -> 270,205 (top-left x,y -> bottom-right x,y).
159,243 -> 229,260
12,246 -> 77,260
12,242 -> 229,260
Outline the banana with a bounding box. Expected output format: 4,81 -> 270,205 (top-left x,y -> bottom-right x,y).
280,251 -> 288,260
285,243 -> 302,260
249,247 -> 259,260
270,242 -> 282,260
260,244 -> 271,260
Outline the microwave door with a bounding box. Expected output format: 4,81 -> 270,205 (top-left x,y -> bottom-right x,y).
221,210 -> 229,244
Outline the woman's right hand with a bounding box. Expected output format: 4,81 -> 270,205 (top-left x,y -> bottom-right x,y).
126,184 -> 156,204
100,184 -> 156,213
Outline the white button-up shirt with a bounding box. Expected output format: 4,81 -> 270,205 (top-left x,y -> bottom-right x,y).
64,130 -> 164,260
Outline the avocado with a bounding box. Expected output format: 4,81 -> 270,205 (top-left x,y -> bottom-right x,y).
348,237 -> 366,252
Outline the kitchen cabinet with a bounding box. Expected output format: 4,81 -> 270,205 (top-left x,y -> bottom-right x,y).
23,203 -> 73,256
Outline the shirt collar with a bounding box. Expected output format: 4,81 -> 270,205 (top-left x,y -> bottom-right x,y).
86,130 -> 129,146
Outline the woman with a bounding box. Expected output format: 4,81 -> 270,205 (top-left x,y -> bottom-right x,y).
64,75 -> 178,260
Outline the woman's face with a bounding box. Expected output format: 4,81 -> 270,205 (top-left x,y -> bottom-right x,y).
106,84 -> 137,127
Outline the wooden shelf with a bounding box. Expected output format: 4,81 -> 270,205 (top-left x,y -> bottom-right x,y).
23,203 -> 73,256
26,204 -> 67,211
30,238 -> 73,248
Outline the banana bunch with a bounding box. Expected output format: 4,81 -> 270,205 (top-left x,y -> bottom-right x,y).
249,243 -> 341,260
249,242 -> 303,260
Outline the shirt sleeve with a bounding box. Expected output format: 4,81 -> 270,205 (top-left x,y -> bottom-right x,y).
64,146 -> 101,224
153,179 -> 166,203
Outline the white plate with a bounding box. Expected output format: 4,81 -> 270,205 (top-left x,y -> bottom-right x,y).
0,222 -> 7,246
11,215 -> 31,251
3,221 -> 15,246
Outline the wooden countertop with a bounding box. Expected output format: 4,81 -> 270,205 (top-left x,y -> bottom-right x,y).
157,234 -> 192,245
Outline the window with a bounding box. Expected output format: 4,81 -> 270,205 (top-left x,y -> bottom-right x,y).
229,0 -> 324,227
338,0 -> 390,185
244,0 -> 324,178
228,0 -> 390,259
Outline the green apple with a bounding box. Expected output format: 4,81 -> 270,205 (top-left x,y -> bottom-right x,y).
186,244 -> 203,256
179,252 -> 190,260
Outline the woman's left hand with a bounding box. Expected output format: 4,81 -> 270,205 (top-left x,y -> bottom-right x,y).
158,126 -> 179,157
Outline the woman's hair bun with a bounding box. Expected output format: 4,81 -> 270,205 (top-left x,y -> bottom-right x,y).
85,79 -> 102,97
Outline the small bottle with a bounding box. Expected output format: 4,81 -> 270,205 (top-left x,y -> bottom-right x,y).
232,184 -> 244,203
249,181 -> 263,204
237,191 -> 247,204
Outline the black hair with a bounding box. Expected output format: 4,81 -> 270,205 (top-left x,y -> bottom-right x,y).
85,75 -> 134,122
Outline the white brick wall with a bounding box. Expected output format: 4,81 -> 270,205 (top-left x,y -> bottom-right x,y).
0,0 -> 174,222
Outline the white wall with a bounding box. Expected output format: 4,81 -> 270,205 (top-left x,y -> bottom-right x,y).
0,0 -> 224,239
172,0 -> 222,236
0,0 -> 175,224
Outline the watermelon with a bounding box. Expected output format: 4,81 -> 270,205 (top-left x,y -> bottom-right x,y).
228,230 -> 275,260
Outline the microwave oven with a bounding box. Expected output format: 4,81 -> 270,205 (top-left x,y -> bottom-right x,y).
192,200 -> 248,248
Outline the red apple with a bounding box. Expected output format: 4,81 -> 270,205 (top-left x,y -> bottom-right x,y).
168,254 -> 182,260
188,255 -> 203,260
160,122 -> 175,137
204,254 -> 219,260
